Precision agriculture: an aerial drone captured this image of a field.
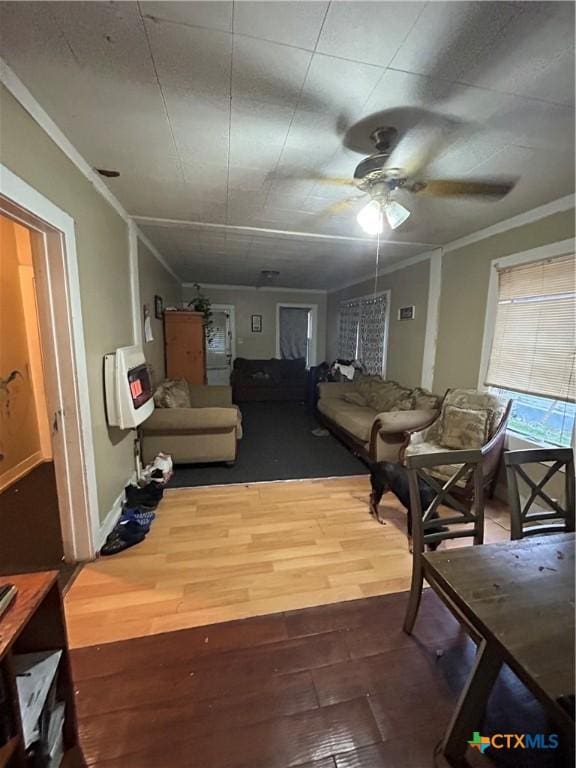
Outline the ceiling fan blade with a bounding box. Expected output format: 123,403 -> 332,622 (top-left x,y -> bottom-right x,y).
272,171 -> 356,187
315,177 -> 356,188
409,179 -> 516,198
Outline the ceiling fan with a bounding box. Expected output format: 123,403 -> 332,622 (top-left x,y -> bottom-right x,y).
306,126 -> 517,234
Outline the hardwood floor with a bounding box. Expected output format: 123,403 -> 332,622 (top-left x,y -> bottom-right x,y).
70,590 -> 565,768
65,476 -> 511,648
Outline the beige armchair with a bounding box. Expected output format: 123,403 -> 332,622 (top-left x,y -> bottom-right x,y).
401,388 -> 512,504
140,382 -> 242,465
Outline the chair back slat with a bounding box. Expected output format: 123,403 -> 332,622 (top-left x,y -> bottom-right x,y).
504,448 -> 575,540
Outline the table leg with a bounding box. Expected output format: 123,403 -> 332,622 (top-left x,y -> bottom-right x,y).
436,639 -> 503,767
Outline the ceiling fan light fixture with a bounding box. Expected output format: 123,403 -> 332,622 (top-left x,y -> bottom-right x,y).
383,199 -> 411,230
356,199 -> 384,235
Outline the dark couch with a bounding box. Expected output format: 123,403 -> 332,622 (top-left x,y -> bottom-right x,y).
231,358 -> 307,402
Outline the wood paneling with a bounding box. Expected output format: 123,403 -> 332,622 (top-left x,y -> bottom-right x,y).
65,476 -> 510,648
164,310 -> 206,384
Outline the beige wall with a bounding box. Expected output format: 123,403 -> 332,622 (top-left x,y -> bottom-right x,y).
138,240 -> 182,386
1,85 -> 136,523
327,258 -> 431,388
433,209 -> 576,394
183,285 -> 327,362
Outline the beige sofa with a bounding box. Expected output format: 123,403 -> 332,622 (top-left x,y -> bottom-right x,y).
317,377 -> 442,463
140,381 -> 242,465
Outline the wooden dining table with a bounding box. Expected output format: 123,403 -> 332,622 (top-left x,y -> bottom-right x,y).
422,533 -> 575,767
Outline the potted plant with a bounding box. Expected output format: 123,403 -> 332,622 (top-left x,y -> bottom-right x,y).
187,283 -> 214,343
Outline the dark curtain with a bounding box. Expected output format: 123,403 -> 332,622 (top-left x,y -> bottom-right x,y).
279,307 -> 309,360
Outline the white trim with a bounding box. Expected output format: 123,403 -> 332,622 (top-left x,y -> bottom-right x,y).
0,163 -> 99,561
185,281 -> 326,295
275,303 -> 319,367
477,238 -> 575,392
0,453 -> 44,493
133,214 -> 437,247
444,194 -> 575,254
328,251 -> 433,293
0,57 -> 179,283
128,221 -> 142,346
421,248 -> 442,391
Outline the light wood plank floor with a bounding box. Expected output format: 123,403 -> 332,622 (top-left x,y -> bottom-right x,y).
64,475 -> 511,648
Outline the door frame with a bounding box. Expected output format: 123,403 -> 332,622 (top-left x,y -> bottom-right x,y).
0,164 -> 99,562
276,303 -> 318,367
210,304 -> 236,360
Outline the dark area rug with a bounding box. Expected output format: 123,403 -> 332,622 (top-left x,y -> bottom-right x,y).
168,401 -> 368,488
71,590 -> 569,768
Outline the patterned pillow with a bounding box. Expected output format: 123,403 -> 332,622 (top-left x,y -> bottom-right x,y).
369,384 -> 411,412
153,379 -> 191,409
390,396 -> 415,411
440,405 -> 490,450
343,392 -> 368,406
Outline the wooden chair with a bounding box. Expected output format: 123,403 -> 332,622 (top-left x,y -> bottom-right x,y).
504,448 -> 575,540
403,449 -> 486,637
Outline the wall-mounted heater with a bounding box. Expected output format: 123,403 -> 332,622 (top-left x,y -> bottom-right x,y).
104,345 -> 154,429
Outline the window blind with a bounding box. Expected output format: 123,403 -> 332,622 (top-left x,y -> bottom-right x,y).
485,254 -> 576,402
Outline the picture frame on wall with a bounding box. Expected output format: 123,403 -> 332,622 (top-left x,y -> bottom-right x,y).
251,314 -> 262,333
154,295 -> 164,319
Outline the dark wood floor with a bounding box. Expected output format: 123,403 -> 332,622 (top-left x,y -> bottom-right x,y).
70,590 -> 567,768
0,461 -> 77,590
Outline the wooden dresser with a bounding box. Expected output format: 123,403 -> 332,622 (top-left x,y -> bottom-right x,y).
164,310 -> 206,384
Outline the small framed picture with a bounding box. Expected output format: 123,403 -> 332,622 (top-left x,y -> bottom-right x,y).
398,305 -> 415,321
154,295 -> 164,319
251,314 -> 262,333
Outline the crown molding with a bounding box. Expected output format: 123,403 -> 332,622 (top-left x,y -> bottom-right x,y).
0,57 -> 180,282
327,249 -> 439,294
443,194 -> 575,254
183,282 -> 327,295
133,215 -> 437,248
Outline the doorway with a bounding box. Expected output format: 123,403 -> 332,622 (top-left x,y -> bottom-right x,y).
206,304 -> 235,385
1,165 -> 100,568
276,303 -> 318,367
0,213 -> 65,574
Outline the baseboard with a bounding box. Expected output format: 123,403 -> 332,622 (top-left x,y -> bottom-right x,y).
0,451 -> 44,492
96,471 -> 137,552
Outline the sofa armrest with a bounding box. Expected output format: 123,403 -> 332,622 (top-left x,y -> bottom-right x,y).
373,409 -> 439,435
188,385 -> 232,407
317,381 -> 357,399
142,407 -> 238,434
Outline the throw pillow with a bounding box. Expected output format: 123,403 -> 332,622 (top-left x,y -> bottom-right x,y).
369,384 -> 410,412
440,405 -> 490,450
390,396 -> 415,411
343,391 -> 368,406
153,379 -> 190,409
355,374 -> 383,399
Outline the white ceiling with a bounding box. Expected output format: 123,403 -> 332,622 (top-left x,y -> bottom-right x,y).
1,1 -> 574,289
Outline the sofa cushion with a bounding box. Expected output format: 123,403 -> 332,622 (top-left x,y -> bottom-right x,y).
440,405 -> 491,450
411,387 -> 442,411
355,374 -> 384,399
368,383 -> 412,412
343,391 -> 368,406
154,379 -> 191,409
405,441 -> 471,488
317,398 -> 375,442
143,406 -> 239,434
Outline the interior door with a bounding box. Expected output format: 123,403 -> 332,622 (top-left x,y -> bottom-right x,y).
207,310 -> 232,385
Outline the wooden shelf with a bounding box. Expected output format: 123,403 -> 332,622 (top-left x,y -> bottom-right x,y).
0,572 -> 84,767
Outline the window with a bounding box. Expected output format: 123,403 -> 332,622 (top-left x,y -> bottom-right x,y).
338,292 -> 389,374
485,254 -> 576,447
